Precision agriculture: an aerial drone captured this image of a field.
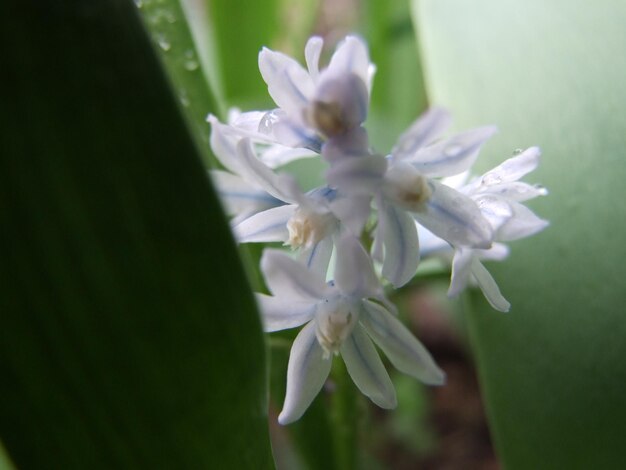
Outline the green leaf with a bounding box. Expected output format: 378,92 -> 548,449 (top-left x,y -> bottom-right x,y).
208,0 -> 279,107
413,0 -> 626,468
0,1 -> 273,468
363,0 -> 429,151
138,0 -> 222,165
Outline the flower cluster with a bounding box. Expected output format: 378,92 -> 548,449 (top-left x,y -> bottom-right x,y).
208,36 -> 548,424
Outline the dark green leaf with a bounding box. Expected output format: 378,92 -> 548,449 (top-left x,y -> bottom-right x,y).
0,1 -> 273,468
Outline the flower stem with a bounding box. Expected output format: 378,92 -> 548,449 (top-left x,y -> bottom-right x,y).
330,358 -> 358,470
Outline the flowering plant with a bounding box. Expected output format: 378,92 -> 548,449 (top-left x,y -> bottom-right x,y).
209,36 -> 547,424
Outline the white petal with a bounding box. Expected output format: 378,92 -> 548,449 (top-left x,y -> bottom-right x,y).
210,170 -> 280,216
258,144 -> 318,169
313,73 -> 369,131
305,36 -> 323,81
261,248 -> 333,301
233,205 -> 294,243
497,201 -> 549,241
272,116 -> 323,151
416,180 -> 493,248
340,324 -> 397,409
334,236 -> 380,299
279,321 -> 333,425
236,139 -> 299,203
416,224 -> 450,257
475,242 -> 510,261
405,126 -> 497,178
325,154 -> 387,195
325,36 -> 371,90
361,300 -> 445,385
328,194 -> 372,235
470,258 -> 510,312
298,236 -> 334,277
473,194 -> 513,231
208,115 -> 243,174
392,107 -> 451,161
448,248 -> 474,298
258,47 -> 314,117
256,293 -> 317,332
475,181 -> 548,202
378,201 -> 420,288
480,146 -> 541,185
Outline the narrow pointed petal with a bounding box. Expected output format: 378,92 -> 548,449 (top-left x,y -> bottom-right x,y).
476,242 -> 510,261
259,144 -> 317,169
340,324 -> 397,409
325,154 -> 387,195
236,139 -> 299,203
497,201 -> 550,241
473,194 -> 513,231
405,126 -> 497,177
334,236 -> 380,298
259,47 -> 314,116
208,115 -> 243,174
475,181 -> 548,202
298,236 -> 334,277
279,321 -> 333,425
255,293 -> 317,332
392,107 -> 452,161
328,194 -> 372,235
361,301 -> 445,385
326,36 -> 371,88
304,36 -> 323,81
379,201 -> 420,288
416,180 -> 493,248
481,146 -> 541,185
471,258 -> 511,312
233,205 -> 294,243
261,248 -> 333,301
448,248 -> 474,298
210,170 -> 281,216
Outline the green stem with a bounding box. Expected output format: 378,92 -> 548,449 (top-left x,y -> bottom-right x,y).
330,359 -> 358,470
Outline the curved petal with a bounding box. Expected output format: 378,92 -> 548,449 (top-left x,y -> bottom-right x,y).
405,126 -> 497,178
340,324 -> 397,409
361,300 -> 445,385
325,154 -> 387,195
259,144 -> 318,169
258,47 -> 314,116
378,201 -> 419,288
334,236 -> 380,299
261,248 -> 333,301
392,107 -> 451,161
255,293 -> 317,332
416,224 -> 450,257
325,36 -> 371,90
474,181 -> 548,202
279,321 -> 333,425
480,146 -> 541,185
497,201 -> 550,241
210,170 -> 281,216
475,242 -> 510,261
447,248 -> 474,298
416,180 -> 493,248
208,115 -> 243,174
298,236 -> 334,277
233,205 -> 294,243
473,194 -> 514,232
471,258 -> 510,312
304,36 -> 323,81
328,194 -> 372,235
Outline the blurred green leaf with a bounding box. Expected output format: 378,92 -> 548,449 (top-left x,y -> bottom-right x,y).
0,1 -> 273,468
209,0 -> 279,108
138,0 -> 221,165
363,0 -> 428,151
413,0 -> 626,467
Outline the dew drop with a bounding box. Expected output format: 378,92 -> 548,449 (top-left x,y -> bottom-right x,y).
184,60 -> 199,71
482,173 -> 501,185
258,111 -> 279,134
179,89 -> 190,108
513,148 -> 523,155
156,34 -> 171,51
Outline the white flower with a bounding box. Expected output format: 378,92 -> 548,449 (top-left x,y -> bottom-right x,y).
424,147 -> 549,311
257,36 -> 375,148
326,107 -> 497,287
257,236 -> 445,424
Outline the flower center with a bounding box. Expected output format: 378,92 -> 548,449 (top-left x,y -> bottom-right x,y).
286,208 -> 335,250
315,298 -> 358,358
382,163 -> 432,212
